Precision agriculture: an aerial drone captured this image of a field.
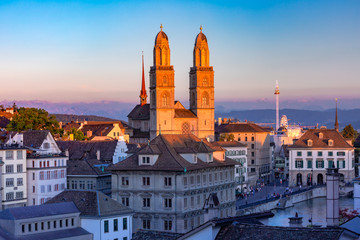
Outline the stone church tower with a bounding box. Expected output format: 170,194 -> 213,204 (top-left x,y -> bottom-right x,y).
149,25 -> 175,139
189,26 -> 215,140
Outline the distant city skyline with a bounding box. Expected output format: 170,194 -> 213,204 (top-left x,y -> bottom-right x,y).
1,0 -> 359,105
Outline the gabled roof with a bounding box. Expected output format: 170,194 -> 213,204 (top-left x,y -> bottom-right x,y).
127,104 -> 150,120
288,129 -> 353,149
80,124 -> 116,139
56,140 -> 117,161
340,216 -> 360,234
0,202 -> 79,220
215,123 -> 270,133
215,223 -> 345,240
22,130 -> 50,148
46,190 -> 133,217
174,109 -> 197,118
109,134 -> 237,172
67,159 -> 110,176
213,141 -> 247,148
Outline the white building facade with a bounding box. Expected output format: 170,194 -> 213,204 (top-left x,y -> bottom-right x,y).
288,129 -> 354,186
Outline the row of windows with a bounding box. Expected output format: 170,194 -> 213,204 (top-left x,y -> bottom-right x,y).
5,164 -> 23,173
295,160 -> 347,169
68,180 -> 96,190
183,171 -> 234,187
237,136 -> 255,142
103,218 -> 128,233
5,178 -> 23,187
5,191 -> 23,200
184,208 -> 232,231
38,170 -> 65,180
5,150 -> 23,160
35,183 -> 65,193
296,151 -> 346,157
121,176 -> 172,187
141,197 -> 173,209
183,189 -> 232,210
21,218 -> 75,234
32,159 -> 65,168
225,150 -> 246,156
142,219 -> 172,231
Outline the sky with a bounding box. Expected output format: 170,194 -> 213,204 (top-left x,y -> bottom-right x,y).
0,0 -> 359,108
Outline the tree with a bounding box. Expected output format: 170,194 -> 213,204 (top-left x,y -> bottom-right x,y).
339,208 -> 359,223
342,124 -> 359,143
65,127 -> 86,141
219,133 -> 235,141
7,107 -> 63,136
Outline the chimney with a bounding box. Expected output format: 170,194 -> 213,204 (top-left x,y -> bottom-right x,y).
87,130 -> 93,138
326,166 -> 340,226
96,150 -> 101,161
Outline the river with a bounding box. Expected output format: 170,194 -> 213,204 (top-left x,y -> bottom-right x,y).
260,197 -> 354,227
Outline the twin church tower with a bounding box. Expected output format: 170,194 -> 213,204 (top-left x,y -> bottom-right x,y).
128,25 -> 214,141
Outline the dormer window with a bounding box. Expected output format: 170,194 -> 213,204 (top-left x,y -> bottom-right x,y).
142,156 -> 150,164
307,140 -> 313,147
43,143 -> 50,149
208,154 -> 213,162
319,132 -> 323,139
328,139 -> 334,147
193,154 -> 197,164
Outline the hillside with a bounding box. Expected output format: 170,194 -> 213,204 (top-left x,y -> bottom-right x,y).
52,114 -> 118,123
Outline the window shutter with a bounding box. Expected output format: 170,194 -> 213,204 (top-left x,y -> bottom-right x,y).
321,161 -> 324,168
342,161 -> 345,168
301,161 -> 303,168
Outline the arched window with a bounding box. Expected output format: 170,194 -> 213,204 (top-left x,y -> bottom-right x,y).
201,49 -> 206,66
202,92 -> 209,107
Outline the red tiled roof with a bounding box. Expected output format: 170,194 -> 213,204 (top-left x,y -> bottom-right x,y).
215,123 -> 270,133
108,134 -> 237,172
288,129 -> 353,149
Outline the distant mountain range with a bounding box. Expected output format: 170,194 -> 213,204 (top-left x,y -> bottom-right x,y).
216,109 -> 360,130
1,100 -> 359,130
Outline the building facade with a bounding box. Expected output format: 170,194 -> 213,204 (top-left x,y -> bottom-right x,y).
0,202 -> 92,239
288,129 -> 355,186
0,145 -> 27,209
215,123 -> 272,186
110,134 -> 237,234
213,141 -> 248,191
48,190 -> 133,240
128,26 -> 215,142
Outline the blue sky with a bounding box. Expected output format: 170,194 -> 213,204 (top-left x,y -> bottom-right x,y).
0,0 -> 359,107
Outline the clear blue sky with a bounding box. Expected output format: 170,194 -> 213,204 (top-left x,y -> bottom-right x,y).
1,0 -> 359,106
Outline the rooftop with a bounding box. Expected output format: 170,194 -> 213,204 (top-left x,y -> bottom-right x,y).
46,190 -> 133,217
215,123 -> 270,134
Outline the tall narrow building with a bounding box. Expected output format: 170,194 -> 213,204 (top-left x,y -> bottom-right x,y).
274,80 -> 280,132
189,26 -> 215,140
335,98 -> 339,131
139,53 -> 147,106
149,25 -> 175,139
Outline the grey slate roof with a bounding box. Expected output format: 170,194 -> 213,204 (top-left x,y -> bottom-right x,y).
216,123 -> 270,133
0,227 -> 91,240
213,141 -> 247,148
66,159 -> 110,176
56,140 -> 117,161
22,130 -> 50,148
0,202 -> 79,220
215,223 -> 345,240
341,216 -> 360,234
46,190 -> 133,217
132,230 -> 182,240
127,104 -> 150,120
109,134 -> 238,172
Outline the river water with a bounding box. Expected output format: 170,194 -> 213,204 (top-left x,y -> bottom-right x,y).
260,197 -> 354,227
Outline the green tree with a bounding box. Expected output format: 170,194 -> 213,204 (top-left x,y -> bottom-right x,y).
219,133 -> 235,141
341,124 -> 359,143
65,127 -> 86,141
7,107 -> 63,136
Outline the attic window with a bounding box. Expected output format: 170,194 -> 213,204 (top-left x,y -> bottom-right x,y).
208,154 -> 213,162
328,139 -> 334,147
142,156 -> 150,164
319,132 -> 323,139
43,143 -> 50,149
193,154 -> 197,164
307,140 -> 313,147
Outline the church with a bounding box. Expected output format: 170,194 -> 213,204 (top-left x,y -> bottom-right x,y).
127,25 -> 215,142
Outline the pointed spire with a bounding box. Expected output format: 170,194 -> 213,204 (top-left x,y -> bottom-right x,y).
139,52 -> 147,106
335,98 -> 339,131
